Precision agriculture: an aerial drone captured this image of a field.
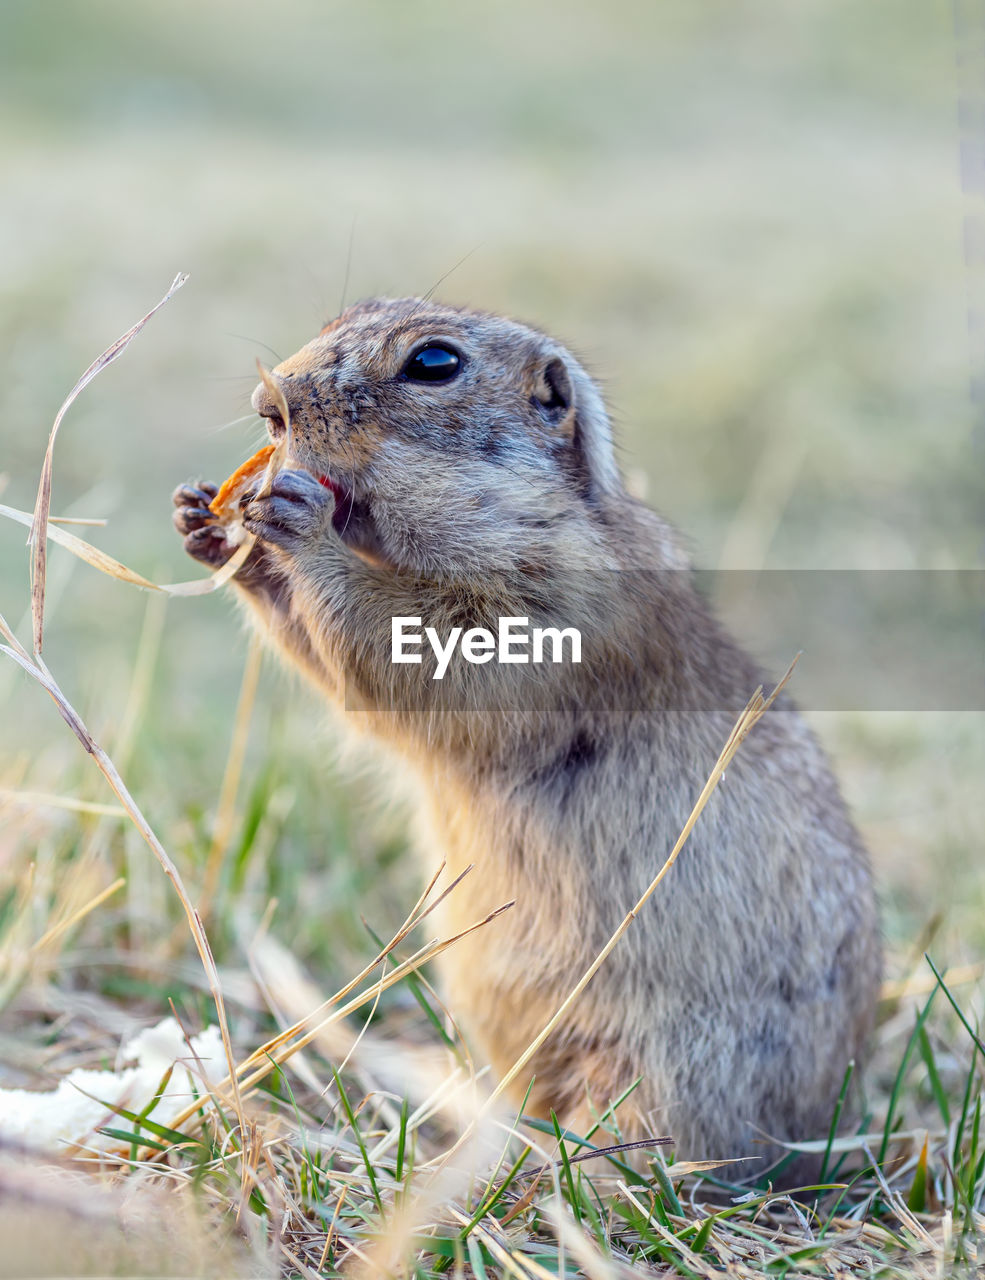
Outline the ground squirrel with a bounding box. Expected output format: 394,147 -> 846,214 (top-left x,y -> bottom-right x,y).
173,297 -> 881,1174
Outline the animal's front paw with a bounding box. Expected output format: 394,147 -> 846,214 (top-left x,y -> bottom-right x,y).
172,479 -> 235,568
243,468 -> 334,552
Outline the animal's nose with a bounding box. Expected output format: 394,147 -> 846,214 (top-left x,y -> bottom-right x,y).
251,383 -> 275,415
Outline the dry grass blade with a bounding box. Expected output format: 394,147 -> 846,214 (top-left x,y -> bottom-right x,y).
3,503 -> 161,589
618,1182 -> 713,1275
162,361 -> 293,594
542,1201 -> 627,1280
347,665 -> 803,1280
880,963 -> 985,1001
0,605 -> 246,1147
1,500 -> 261,598
254,359 -> 292,499
566,1136 -> 673,1165
28,273 -> 188,656
162,537 -> 258,594
199,633 -> 263,922
31,877 -> 126,952
4,351 -> 297,606
164,896 -> 514,1136
448,1209 -> 556,1280
229,859 -> 476,1086
0,787 -> 126,817
491,657 -> 800,1106
434,656 -> 800,1171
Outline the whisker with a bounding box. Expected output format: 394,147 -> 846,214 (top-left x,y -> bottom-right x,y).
337,445 -> 359,541
223,332 -> 284,363
338,216 -> 357,316
413,246 -> 483,315
205,413 -> 261,437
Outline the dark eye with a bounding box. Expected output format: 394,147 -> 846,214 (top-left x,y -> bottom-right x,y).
403,343 -> 462,383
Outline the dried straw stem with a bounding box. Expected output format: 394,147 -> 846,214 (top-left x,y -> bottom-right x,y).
433,655 -> 799,1169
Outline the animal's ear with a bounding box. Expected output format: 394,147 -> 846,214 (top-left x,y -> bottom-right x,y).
531,355 -> 575,430
530,345 -> 621,501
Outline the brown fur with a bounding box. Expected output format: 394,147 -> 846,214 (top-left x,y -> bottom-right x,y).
173,298 -> 881,1176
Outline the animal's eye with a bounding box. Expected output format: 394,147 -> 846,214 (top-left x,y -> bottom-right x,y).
403,343 -> 462,383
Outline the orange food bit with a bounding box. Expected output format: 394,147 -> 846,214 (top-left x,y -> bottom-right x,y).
209,444 -> 276,521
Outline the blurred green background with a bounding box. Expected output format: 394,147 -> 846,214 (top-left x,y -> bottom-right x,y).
0,0 -> 982,981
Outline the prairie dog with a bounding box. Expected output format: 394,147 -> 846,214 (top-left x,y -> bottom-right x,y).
173,297 -> 880,1171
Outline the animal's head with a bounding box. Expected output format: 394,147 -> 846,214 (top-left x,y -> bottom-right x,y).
251,297 -> 622,574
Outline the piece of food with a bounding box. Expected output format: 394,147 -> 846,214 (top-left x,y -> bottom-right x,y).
209,444 -> 276,523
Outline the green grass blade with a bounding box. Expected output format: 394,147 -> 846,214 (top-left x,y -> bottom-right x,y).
952,1043 -> 978,1171
460,1144 -> 533,1240
550,1109 -> 582,1226
906,1134 -> 929,1212
917,1027 -> 951,1128
466,1235 -> 489,1280
878,982 -> 940,1165
363,917 -> 462,1057
925,954 -> 985,1058
331,1065 -> 383,1214
395,1093 -> 409,1182
96,1100 -> 206,1148
580,1076 -> 643,1143
648,1151 -> 684,1218
819,1058 -> 855,1184
691,1212 -> 716,1255
98,1126 -> 172,1154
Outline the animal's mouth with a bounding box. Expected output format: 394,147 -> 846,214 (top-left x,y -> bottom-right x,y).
260,410 -> 387,565
260,412 -> 353,529
320,474 -> 388,566
319,473 -> 355,536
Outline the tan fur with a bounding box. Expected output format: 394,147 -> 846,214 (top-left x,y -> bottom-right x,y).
174,297 -> 881,1175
